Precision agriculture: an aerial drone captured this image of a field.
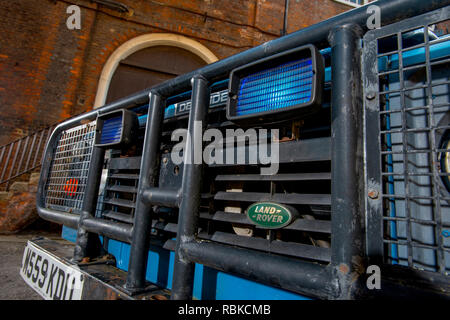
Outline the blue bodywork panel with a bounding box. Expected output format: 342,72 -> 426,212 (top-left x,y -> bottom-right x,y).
62,226 -> 308,300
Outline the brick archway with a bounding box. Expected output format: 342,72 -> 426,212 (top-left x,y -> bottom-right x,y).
94,33 -> 218,108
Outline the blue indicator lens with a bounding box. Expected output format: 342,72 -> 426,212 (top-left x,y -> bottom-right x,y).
100,115 -> 123,145
236,58 -> 313,116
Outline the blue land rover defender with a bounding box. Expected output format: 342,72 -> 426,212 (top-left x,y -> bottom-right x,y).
21,0 -> 450,300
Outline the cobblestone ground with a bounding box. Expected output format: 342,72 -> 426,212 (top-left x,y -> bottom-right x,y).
0,229 -> 61,300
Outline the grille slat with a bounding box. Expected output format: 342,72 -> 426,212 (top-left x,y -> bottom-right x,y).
106,185 -> 138,193
163,222 -> 178,233
108,156 -> 141,170
215,172 -> 331,182
200,231 -> 331,262
207,137 -> 331,166
103,210 -> 134,224
109,173 -> 140,180
103,198 -> 136,209
155,224 -> 332,262
199,211 -> 331,233
214,191 -> 331,206
163,239 -> 177,251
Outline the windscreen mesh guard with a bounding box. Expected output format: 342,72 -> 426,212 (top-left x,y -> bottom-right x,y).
227,44 -> 323,123
378,33 -> 450,274
364,15 -> 450,276
44,121 -> 96,213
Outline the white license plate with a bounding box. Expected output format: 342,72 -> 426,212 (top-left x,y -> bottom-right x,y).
20,241 -> 84,300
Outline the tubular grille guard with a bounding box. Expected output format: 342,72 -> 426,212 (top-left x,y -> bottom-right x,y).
364,7 -> 450,275
44,122 -> 96,213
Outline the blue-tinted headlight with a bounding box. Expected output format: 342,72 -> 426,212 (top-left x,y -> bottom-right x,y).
236,58 -> 313,116
100,115 -> 123,145
95,109 -> 138,148
227,44 -> 323,123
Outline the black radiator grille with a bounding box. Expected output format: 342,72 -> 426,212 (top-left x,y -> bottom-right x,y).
198,160 -> 332,263
100,156 -> 140,225
159,108 -> 333,263
99,133 -> 332,264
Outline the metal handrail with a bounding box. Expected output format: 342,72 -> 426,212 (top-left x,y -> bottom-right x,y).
0,125 -> 56,189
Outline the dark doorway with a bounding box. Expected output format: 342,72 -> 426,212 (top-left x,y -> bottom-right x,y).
105,46 -> 207,104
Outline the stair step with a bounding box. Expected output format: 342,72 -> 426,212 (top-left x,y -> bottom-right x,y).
29,173 -> 40,185
0,191 -> 11,202
9,182 -> 29,193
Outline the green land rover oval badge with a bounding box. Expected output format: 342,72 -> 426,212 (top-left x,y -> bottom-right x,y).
246,202 -> 296,229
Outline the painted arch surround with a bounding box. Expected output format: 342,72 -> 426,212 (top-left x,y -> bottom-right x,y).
94,33 -> 219,109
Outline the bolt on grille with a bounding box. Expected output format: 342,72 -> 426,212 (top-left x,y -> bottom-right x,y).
44,121 -> 97,213
100,156 -> 140,224
375,25 -> 450,273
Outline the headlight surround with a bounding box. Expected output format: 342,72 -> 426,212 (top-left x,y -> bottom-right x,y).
226,44 -> 324,124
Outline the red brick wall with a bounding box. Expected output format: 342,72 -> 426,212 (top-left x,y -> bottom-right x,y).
286,0 -> 350,32
0,0 -> 352,146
